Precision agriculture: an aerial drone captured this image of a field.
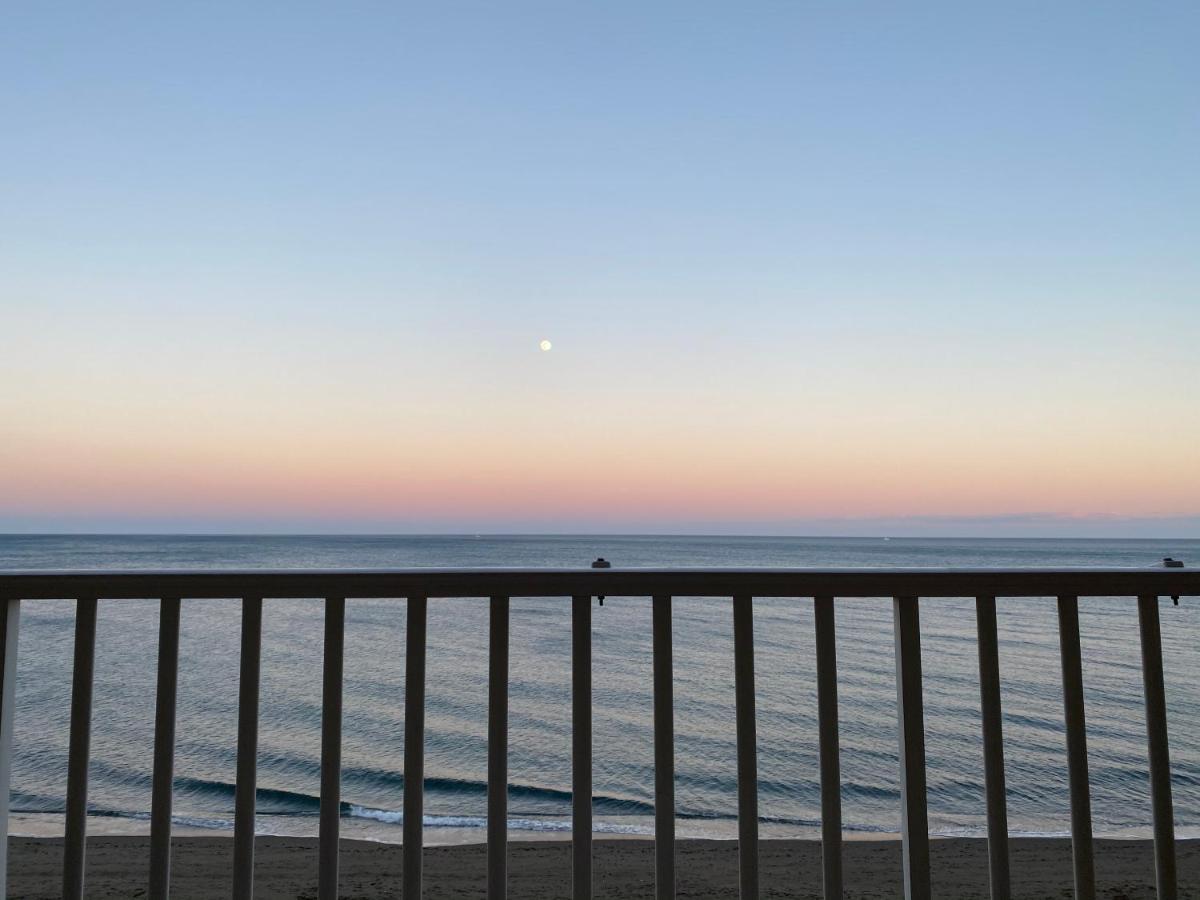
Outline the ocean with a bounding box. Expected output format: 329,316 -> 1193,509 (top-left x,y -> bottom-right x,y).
1,534 -> 1197,844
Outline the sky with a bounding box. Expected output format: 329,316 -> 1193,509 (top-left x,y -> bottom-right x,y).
2,2 -> 1198,536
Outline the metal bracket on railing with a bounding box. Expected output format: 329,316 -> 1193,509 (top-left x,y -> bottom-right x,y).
1162,558 -> 1184,604
591,557 -> 611,605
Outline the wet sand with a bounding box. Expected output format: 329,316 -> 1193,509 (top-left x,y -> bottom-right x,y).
8,835 -> 1198,898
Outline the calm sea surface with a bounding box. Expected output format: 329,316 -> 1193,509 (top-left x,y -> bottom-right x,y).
1,535 -> 1197,843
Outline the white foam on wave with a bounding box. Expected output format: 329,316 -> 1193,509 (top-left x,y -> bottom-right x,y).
345,805 -> 652,834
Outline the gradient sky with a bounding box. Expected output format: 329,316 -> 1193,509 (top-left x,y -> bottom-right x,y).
2,2 -> 1198,535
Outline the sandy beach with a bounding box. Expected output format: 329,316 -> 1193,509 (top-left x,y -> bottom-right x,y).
8,836 -> 1198,898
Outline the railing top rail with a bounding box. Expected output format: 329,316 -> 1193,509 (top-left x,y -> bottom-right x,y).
0,566 -> 1195,599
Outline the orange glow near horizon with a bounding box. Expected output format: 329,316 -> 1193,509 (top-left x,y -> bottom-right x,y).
4,388 -> 1198,528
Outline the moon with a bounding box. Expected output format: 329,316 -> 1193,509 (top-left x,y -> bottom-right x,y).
539,339 -> 552,352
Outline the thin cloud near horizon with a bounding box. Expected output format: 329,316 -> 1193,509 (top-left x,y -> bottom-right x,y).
3,513 -> 1197,540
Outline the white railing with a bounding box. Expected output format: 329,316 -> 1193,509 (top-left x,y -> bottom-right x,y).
0,565 -> 1195,900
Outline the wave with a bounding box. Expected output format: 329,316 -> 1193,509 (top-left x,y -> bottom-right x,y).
12,800 -> 1186,841
12,775 -> 654,823
18,762 -> 1197,833
174,777 -> 323,815
344,806 -> 653,834
339,766 -> 657,816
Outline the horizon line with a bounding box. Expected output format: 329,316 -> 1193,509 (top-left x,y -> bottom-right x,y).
3,530 -> 1198,542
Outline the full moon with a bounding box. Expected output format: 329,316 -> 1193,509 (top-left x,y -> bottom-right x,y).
539,339 -> 552,352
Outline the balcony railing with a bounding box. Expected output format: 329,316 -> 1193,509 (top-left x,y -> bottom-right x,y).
0,565 -> 1195,900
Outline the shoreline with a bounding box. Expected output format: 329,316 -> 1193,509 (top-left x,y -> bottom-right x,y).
12,812 -> 1193,846
8,835 -> 1199,899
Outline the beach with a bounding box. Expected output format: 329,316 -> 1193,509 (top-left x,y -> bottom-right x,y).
8,836 -> 1198,898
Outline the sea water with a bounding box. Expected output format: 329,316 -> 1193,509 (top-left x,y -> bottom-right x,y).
1,534 -> 1197,843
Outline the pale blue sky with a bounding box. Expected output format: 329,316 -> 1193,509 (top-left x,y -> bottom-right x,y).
2,2 -> 1198,534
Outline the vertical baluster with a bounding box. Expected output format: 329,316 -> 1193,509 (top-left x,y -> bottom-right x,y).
488,596 -> 510,900
652,595 -> 675,900
233,597 -> 263,900
320,597 -> 345,900
893,596 -> 930,900
975,595 -> 1010,900
1057,594 -> 1095,900
0,597 -> 22,894
1137,595 -> 1176,900
63,597 -> 98,900
149,597 -> 182,900
572,595 -> 593,900
813,596 -> 842,900
733,595 -> 759,900
404,596 -> 428,899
